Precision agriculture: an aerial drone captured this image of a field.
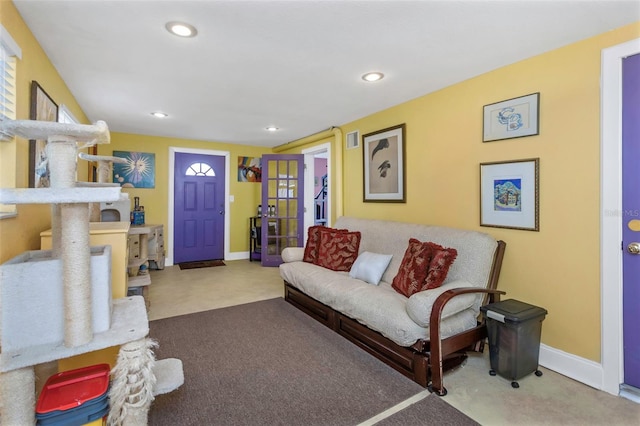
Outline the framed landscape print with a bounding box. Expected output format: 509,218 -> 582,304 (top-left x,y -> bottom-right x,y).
362,124 -> 406,202
480,158 -> 539,231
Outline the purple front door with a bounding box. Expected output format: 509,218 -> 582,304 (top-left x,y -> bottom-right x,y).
174,152 -> 225,263
622,53 -> 640,389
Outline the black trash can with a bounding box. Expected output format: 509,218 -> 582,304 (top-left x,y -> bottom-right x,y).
480,299 -> 547,388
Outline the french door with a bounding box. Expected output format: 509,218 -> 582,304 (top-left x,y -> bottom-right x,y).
260,154 -> 304,266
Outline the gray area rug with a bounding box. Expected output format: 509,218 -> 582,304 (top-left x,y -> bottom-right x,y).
148,298 -> 475,425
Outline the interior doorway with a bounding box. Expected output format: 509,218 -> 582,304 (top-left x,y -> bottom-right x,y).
302,142 -> 332,242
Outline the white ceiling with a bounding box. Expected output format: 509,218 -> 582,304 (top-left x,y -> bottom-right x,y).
13,0 -> 640,148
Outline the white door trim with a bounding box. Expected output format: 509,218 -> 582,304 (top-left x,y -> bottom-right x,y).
601,37 -> 640,395
168,147 -> 231,266
302,142 -> 332,242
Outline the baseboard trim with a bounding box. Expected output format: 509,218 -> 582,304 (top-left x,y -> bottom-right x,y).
226,251 -> 249,261
539,343 -> 604,391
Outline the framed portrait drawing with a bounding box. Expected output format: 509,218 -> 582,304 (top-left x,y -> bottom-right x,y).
362,124 -> 406,203
29,81 -> 58,188
483,93 -> 540,142
480,158 -> 539,231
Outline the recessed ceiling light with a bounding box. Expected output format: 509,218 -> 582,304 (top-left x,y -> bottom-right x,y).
362,72 -> 384,82
165,21 -> 198,38
266,126 -> 279,132
151,112 -> 168,118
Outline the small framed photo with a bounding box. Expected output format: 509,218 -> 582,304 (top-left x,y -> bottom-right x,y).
362,124 -> 406,203
480,158 -> 539,231
483,93 -> 539,142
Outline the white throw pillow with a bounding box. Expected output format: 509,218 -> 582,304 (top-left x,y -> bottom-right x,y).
349,251 -> 393,285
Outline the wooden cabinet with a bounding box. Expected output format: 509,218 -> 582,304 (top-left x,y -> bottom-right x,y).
147,224 -> 165,270
41,221 -> 130,299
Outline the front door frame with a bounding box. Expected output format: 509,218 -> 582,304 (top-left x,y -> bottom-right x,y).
601,37 -> 640,397
168,147 -> 231,266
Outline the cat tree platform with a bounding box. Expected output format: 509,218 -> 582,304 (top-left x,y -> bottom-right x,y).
0,296 -> 148,373
0,187 -> 121,204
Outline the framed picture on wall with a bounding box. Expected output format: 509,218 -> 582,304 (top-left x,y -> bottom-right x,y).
483,93 -> 540,142
480,158 -> 540,231
28,81 -> 58,188
362,124 -> 406,203
112,151 -> 156,188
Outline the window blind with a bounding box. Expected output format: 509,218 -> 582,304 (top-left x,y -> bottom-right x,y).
0,24 -> 20,141
0,45 -> 17,140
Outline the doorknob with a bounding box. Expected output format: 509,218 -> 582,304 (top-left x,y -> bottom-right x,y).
628,242 -> 640,255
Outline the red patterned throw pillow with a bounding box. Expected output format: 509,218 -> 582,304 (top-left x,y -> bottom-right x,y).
392,238 -> 434,297
315,228 -> 361,271
392,238 -> 457,297
425,242 -> 458,290
303,226 -> 343,263
303,225 -> 348,264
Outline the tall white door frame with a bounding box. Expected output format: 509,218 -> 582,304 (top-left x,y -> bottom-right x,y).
302,142 -> 332,242
168,146 -> 231,266
601,37 -> 640,397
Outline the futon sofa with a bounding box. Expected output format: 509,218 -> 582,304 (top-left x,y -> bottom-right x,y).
279,217 -> 506,395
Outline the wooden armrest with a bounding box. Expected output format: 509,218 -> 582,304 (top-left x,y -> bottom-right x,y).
428,287 -> 506,396
429,287 -> 506,330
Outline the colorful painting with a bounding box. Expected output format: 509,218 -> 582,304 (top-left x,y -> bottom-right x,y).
480,158 -> 539,231
112,151 -> 155,188
493,178 -> 522,212
238,156 -> 262,182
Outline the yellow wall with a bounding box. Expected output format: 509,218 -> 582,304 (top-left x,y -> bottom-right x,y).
3,0 -> 639,363
339,22 -> 640,362
0,0 -> 90,263
103,133 -> 272,255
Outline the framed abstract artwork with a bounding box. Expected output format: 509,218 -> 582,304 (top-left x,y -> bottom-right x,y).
28,81 -> 58,188
112,151 -> 156,188
480,158 -> 539,231
362,124 -> 406,203
237,156 -> 262,182
483,93 -> 540,142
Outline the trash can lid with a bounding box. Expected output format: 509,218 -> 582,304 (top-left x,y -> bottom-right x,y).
480,299 -> 547,323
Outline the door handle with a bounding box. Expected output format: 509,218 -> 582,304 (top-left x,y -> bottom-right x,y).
628,242 -> 640,255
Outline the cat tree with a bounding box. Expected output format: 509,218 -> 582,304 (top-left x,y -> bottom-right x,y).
78,151 -> 129,222
0,119 -> 182,425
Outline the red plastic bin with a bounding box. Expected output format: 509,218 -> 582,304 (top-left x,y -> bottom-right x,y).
36,364 -> 110,414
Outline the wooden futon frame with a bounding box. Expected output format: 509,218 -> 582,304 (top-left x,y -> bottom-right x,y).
284,240 -> 506,396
